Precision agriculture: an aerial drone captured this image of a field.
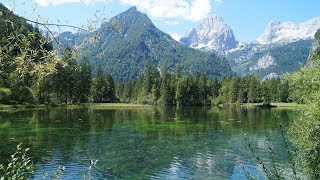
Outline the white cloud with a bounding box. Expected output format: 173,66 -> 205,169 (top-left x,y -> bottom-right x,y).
170,32 -> 181,41
165,20 -> 179,25
35,0 -> 110,6
214,0 -> 222,3
119,0 -> 212,21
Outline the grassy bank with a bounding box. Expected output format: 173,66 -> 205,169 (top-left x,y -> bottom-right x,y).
240,102 -> 305,109
0,103 -> 154,111
72,103 -> 154,109
270,102 -> 305,108
0,104 -> 48,111
0,102 -> 303,111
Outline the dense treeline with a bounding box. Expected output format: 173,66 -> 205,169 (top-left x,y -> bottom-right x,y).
2,46 -> 117,105
0,41 -> 290,106
115,60 -> 290,106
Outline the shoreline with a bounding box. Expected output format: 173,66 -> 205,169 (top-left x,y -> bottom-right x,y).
242,102 -> 304,108
0,102 -> 304,111
0,103 -> 154,111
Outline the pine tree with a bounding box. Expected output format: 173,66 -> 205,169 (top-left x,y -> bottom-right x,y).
142,60 -> 153,96
105,74 -> 116,102
78,58 -> 92,103
90,68 -> 105,103
175,77 -> 186,106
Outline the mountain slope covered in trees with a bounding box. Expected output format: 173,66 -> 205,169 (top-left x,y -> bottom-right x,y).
58,7 -> 232,81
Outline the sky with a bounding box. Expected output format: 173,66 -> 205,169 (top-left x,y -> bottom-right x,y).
2,0 -> 320,42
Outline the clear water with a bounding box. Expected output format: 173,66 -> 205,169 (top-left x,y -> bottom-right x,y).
0,106 -> 298,179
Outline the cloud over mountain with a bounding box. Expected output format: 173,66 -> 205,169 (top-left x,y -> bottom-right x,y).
119,0 -> 212,21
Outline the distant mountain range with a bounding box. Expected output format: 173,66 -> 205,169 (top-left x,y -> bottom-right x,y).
256,17 -> 320,44
56,7 -> 231,81
56,7 -> 320,80
180,15 -> 320,79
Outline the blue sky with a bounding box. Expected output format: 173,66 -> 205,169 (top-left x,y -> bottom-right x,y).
2,0 -> 320,42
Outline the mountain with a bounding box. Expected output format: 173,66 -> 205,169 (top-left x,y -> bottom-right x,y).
256,17 -> 320,44
55,31 -> 87,51
180,15 -> 238,55
180,16 -> 319,79
227,39 -> 312,80
228,18 -> 320,79
57,7 -> 231,81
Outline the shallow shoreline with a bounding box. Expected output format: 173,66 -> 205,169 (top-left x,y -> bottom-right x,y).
0,102 -> 303,111
243,102 -> 304,109
0,103 -> 154,111
220,102 -> 305,109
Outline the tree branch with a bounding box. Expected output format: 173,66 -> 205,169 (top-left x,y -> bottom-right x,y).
0,9 -> 88,45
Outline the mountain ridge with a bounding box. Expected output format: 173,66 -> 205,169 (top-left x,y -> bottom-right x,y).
179,15 -> 319,79
57,7 -> 232,81
56,7 -> 319,80
256,17 -> 320,44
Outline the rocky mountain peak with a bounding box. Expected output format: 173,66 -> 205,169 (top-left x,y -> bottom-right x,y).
256,17 -> 320,44
180,15 -> 238,55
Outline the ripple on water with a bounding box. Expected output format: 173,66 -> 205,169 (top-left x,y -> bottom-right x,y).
33,156 -> 116,179
149,160 -> 193,179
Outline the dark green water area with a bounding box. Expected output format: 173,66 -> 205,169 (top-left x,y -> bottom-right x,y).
0,106 -> 299,179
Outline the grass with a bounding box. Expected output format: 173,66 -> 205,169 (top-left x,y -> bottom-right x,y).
270,102 -> 304,108
240,102 -> 305,109
0,104 -> 48,111
0,102 -> 303,111
74,103 -> 154,109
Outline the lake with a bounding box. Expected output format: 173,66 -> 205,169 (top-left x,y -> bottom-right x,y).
0,106 -> 299,179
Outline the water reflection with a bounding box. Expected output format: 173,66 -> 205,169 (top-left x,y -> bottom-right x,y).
0,106 -> 298,179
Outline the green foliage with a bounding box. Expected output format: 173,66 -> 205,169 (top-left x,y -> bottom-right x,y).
78,58 -> 92,103
217,75 -> 288,105
310,29 -> 320,63
90,68 -> 116,103
286,64 -> 320,104
243,128 -> 299,180
115,62 -> 290,106
286,31 -> 320,178
289,103 -> 320,179
0,3 -> 56,104
0,88 -> 11,104
0,143 -> 35,179
315,29 -> 320,42
286,63 -> 320,178
0,3 -> 54,77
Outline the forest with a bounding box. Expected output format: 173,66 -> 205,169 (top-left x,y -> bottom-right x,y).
1,43 -> 290,106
